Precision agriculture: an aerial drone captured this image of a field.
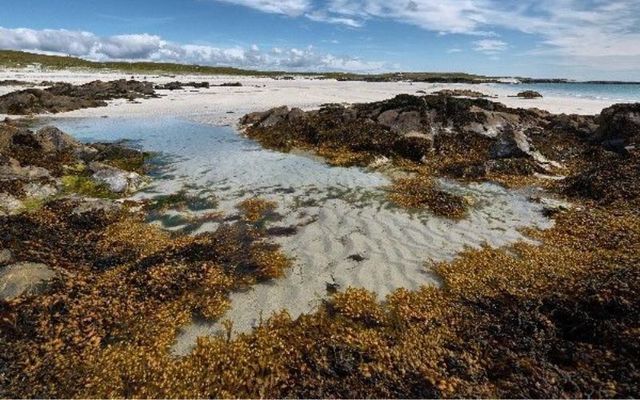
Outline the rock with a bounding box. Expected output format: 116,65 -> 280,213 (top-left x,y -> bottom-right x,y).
538,198 -> 573,217
491,128 -> 532,158
156,81 -> 184,90
218,82 -> 242,87
287,108 -> 306,122
432,89 -> 490,98
0,193 -> 23,216
89,162 -> 144,193
377,109 -> 400,126
369,156 -> 391,168
548,114 -> 598,137
72,197 -> 123,215
240,111 -> 269,126
594,103 -> 640,151
515,90 -> 543,99
0,249 -> 13,265
393,111 -> 423,134
0,262 -> 56,301
34,126 -> 82,153
0,79 -> 156,115
259,106 -> 290,128
23,182 -> 59,199
0,157 -> 50,180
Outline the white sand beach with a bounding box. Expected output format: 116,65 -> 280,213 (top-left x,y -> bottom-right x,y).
0,70 -> 616,125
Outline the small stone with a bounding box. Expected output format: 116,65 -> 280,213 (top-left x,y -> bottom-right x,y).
0,249 -> 13,265
0,193 -> 23,216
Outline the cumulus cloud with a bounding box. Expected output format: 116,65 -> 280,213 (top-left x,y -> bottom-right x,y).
215,0 -> 640,70
0,26 -> 384,72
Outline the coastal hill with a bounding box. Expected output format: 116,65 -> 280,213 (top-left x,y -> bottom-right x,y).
0,49 -> 497,83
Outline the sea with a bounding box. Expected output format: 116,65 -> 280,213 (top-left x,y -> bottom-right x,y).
495,82 -> 640,103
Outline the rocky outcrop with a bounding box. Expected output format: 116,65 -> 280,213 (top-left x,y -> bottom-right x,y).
240,95 -> 565,172
155,81 -> 210,90
0,79 -> 157,115
240,94 -> 638,179
432,89 -> 492,98
1,121 -> 148,209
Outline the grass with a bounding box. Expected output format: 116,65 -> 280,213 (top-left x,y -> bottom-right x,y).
0,50 -> 495,82
61,175 -> 117,199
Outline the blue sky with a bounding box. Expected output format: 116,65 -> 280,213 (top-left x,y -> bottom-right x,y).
1,0 -> 639,80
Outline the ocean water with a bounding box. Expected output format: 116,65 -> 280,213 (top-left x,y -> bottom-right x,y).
496,82 -> 640,103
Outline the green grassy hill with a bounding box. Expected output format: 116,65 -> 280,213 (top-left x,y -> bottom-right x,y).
0,49 -> 496,82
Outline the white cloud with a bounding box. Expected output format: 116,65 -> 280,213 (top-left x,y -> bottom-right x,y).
214,0 -> 640,73
213,0 -> 312,16
446,48 -> 462,54
0,26 -> 384,72
473,39 -> 507,54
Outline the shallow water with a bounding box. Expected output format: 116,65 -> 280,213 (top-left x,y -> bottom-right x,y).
48,116 -> 554,355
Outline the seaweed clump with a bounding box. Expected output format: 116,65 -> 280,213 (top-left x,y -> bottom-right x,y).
388,175 -> 469,219
0,196 -> 292,398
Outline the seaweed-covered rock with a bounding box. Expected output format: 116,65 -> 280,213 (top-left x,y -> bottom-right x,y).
155,81 -> 210,90
241,94 -> 563,173
0,79 -> 156,115
594,103 -> 640,151
432,89 -> 490,98
516,90 -> 543,99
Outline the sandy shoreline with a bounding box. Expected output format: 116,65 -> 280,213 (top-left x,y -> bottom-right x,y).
0,69 -> 617,126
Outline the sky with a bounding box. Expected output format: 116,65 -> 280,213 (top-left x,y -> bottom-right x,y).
1,0 -> 639,80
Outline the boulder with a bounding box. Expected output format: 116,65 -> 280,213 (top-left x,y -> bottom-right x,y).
34,126 -> 82,153
0,262 -> 56,301
89,162 -> 145,193
594,103 -> 640,151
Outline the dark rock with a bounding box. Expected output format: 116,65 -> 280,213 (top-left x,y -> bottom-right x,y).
259,106 -> 290,128
490,128 -> 532,158
0,79 -> 156,115
432,89 -> 491,98
515,90 -> 543,99
594,103 -> 640,151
